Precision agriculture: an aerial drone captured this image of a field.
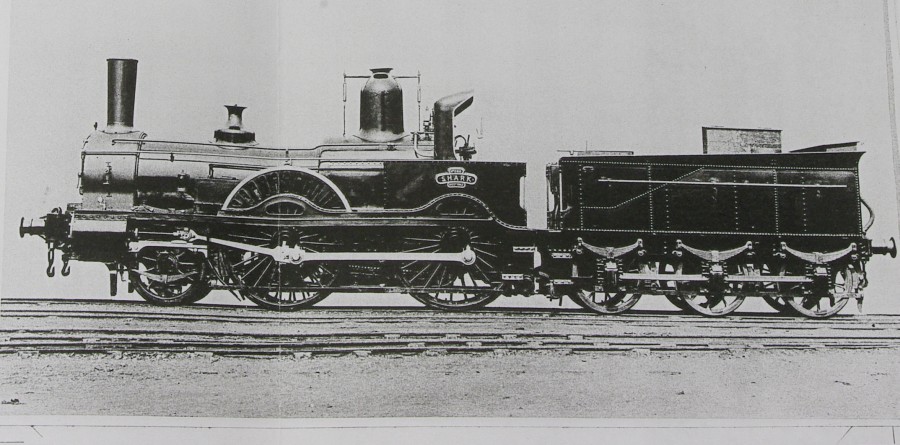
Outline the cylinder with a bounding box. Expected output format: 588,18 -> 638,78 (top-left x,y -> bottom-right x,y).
106,58 -> 138,132
358,68 -> 405,142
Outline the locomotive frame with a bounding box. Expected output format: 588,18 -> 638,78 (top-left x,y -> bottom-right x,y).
20,58 -> 897,318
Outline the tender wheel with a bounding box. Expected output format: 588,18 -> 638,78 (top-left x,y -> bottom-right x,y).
218,230 -> 340,311
130,247 -> 211,306
763,296 -> 798,315
569,288 -> 642,314
681,291 -> 745,317
676,262 -> 745,317
665,295 -> 691,312
785,266 -> 852,319
401,228 -> 501,311
762,263 -> 799,315
569,293 -> 590,309
656,262 -> 690,312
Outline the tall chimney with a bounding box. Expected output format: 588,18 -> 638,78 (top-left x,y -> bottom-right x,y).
433,90 -> 474,160
358,68 -> 405,142
106,58 -> 138,133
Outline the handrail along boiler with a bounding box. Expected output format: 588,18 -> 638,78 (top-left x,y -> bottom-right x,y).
20,58 -> 897,318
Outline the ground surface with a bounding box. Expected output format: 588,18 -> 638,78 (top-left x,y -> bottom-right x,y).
1,348 -> 898,418
2,298 -> 899,420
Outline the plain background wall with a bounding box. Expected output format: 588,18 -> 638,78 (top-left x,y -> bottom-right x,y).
3,0 -> 900,313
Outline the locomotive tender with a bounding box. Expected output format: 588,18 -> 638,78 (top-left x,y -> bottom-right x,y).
20,59 -> 897,318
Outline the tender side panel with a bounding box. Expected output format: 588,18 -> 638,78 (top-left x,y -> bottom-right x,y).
574,165 -> 650,231
776,170 -> 861,236
555,151 -> 864,237
732,169 -> 777,233
662,168 -> 741,233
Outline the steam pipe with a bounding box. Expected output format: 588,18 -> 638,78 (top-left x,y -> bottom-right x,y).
433,90 -> 474,160
106,58 -> 138,133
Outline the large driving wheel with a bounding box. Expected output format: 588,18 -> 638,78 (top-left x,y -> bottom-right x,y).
218,229 -> 340,311
130,247 -> 211,306
400,228 -> 501,311
221,167 -> 350,216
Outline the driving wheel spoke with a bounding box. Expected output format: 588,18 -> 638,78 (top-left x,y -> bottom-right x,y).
215,229 -> 340,311
401,227 -> 501,311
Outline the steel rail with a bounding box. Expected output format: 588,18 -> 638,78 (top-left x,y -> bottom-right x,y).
4,307 -> 899,354
9,308 -> 900,331
3,329 -> 898,357
5,298 -> 900,325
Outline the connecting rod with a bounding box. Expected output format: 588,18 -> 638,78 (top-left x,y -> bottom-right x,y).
173,229 -> 477,266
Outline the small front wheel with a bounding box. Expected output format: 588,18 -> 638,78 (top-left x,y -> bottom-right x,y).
130,248 -> 211,306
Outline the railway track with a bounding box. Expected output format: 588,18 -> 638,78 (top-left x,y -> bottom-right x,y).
2,298 -> 900,356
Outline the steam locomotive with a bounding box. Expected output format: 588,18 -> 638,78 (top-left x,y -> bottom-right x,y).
20,59 -> 897,318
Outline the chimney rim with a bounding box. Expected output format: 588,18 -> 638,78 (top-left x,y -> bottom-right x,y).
370,67 -> 393,79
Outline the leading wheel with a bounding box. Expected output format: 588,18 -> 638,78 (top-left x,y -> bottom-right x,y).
785,266 -> 852,319
218,230 -> 340,311
130,247 -> 211,306
401,228 -> 501,311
